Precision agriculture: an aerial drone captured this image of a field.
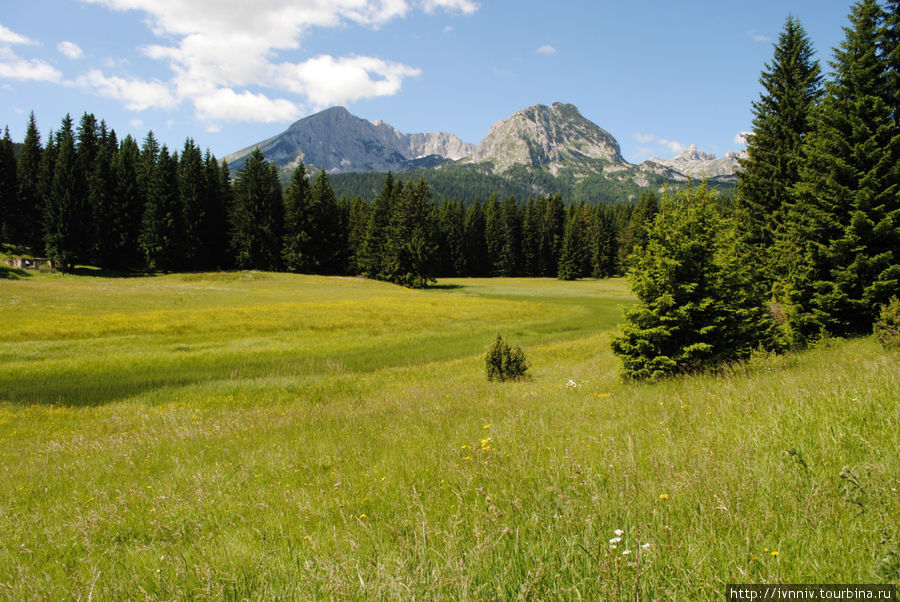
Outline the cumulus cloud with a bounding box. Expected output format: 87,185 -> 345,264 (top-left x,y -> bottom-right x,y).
634,133 -> 684,155
0,46 -> 62,83
536,45 -> 556,55
71,69 -> 178,111
58,41 -> 84,59
74,0 -> 470,126
0,23 -> 36,46
733,131 -> 751,145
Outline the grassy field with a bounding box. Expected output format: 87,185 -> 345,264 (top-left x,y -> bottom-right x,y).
0,271 -> 897,599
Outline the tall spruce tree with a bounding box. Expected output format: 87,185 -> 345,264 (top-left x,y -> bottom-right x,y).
619,190 -> 659,268
382,179 -> 438,288
140,146 -> 183,272
610,185 -> 776,381
281,162 -> 313,272
179,139 -> 206,268
0,128 -> 17,248
108,135 -> 143,269
358,172 -> 395,278
43,116 -> 78,271
591,205 -> 619,278
539,194 -> 565,276
463,199 -> 489,276
15,113 -> 42,250
229,148 -> 283,271
737,15 -> 822,278
781,0 -> 900,342
306,169 -> 342,273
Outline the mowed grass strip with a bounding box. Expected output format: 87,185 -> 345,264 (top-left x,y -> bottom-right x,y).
0,273 -> 897,599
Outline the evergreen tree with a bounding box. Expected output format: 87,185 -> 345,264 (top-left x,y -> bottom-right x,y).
358,172 -> 395,278
15,113 -> 42,249
345,196 -> 370,275
36,129 -> 58,256
496,195 -> 522,276
737,14 -> 822,276
382,179 -> 438,288
107,135 -> 143,269
591,205 -> 619,278
87,131 -> 116,267
557,208 -> 584,280
203,153 -> 230,270
521,197 -> 541,276
483,194 -> 503,275
781,0 -> 900,342
140,146 -> 183,272
0,128 -> 17,248
229,148 -> 283,270
619,190 -> 659,268
437,199 -> 466,276
307,169 -> 342,273
539,194 -> 565,276
463,199 -> 489,276
43,116 -> 78,271
281,162 -> 313,272
610,185 -> 776,381
179,138 -> 206,268
883,0 -> 900,123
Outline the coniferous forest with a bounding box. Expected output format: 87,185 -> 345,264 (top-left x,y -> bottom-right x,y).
0,118 -> 635,283
0,0 -> 897,381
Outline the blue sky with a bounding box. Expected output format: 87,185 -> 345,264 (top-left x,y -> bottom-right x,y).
1,0 -> 853,164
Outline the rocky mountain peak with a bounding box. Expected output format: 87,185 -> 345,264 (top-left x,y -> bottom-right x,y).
466,103 -> 626,174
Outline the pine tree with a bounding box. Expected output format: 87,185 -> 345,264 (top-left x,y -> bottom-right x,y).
229,148 -> 283,271
107,135 -> 143,270
463,199 -> 489,276
382,179 -> 438,288
307,169 -> 342,273
557,209 -> 583,281
282,162 -> 313,272
483,194 -> 503,275
36,130 -> 58,257
179,138 -> 206,269
358,172 -> 394,278
345,196 -> 370,275
87,131 -> 116,267
437,199 -> 466,276
781,0 -> 900,342
619,190 -> 659,268
43,115 -> 78,271
140,146 -> 183,272
496,195 -> 522,276
521,197 -> 541,276
539,194 -> 565,276
737,14 -> 822,277
202,152 -> 229,270
15,113 -> 42,250
610,185 -> 776,381
0,128 -> 17,248
591,205 -> 619,278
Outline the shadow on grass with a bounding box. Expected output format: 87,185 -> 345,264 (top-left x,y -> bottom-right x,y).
0,265 -> 30,279
426,283 -> 464,290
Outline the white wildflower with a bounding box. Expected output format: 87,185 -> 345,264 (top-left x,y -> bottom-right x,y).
614,529 -> 624,536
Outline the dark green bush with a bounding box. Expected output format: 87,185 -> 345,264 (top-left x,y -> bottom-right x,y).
486,333 -> 529,381
874,297 -> 900,349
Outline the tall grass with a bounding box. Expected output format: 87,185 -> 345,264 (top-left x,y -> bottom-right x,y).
0,272 -> 896,599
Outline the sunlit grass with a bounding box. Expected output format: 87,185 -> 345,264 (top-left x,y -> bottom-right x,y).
0,272 -> 897,599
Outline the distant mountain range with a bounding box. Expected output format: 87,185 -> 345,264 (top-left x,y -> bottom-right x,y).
225,103 -> 744,203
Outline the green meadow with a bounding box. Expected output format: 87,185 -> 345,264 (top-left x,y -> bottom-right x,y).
0,272 -> 897,599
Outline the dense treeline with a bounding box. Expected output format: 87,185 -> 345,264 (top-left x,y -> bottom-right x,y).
0,119 -> 656,284
613,0 -> 900,379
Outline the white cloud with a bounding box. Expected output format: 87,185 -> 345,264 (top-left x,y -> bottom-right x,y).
0,23 -> 62,83
0,47 -> 63,82
72,69 -> 177,111
633,133 -> 684,155
734,131 -> 751,145
0,23 -> 36,46
278,55 -> 421,108
129,118 -> 144,129
58,41 -> 84,60
192,87 -> 301,124
421,0 -> 478,14
75,0 -> 469,125
536,45 -> 556,55
744,30 -> 771,43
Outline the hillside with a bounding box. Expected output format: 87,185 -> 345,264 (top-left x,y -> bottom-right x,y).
227,103 -> 741,204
